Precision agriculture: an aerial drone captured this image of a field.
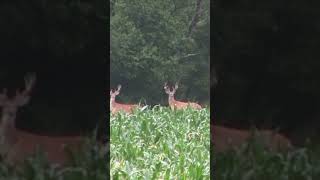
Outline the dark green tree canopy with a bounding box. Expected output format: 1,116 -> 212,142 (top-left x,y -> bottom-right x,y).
111,0 -> 210,105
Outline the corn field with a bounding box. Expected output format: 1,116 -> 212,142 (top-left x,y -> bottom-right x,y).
110,106 -> 211,179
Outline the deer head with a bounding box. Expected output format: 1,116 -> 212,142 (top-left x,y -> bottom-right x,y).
110,85 -> 121,110
164,82 -> 178,98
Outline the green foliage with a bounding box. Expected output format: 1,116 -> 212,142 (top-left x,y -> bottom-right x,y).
111,106 -> 210,179
214,140 -> 320,179
111,0 -> 210,105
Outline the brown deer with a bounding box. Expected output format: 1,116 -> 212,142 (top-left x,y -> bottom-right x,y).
164,82 -> 202,110
211,124 -> 292,153
110,85 -> 139,115
0,73 -> 86,166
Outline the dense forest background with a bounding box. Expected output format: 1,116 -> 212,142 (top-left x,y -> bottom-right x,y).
0,1 -> 107,138
213,0 -> 320,145
110,0 -> 210,106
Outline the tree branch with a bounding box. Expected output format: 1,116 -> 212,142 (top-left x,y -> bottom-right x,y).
187,0 -> 204,38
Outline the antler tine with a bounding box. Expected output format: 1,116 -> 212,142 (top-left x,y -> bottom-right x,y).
24,73 -> 36,93
117,85 -> 121,91
12,73 -> 36,107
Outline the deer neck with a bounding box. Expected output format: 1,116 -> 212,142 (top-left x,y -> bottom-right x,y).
110,97 -> 115,111
0,108 -> 17,145
168,95 -> 176,105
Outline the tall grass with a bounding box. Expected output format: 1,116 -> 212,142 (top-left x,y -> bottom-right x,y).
110,106 -> 210,179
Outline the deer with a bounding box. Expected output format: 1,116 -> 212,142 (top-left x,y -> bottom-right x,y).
164,82 -> 202,110
211,124 -> 293,153
0,73 -> 89,166
110,85 -> 139,115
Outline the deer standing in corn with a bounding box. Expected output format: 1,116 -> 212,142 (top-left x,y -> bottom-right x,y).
0,73 -> 86,166
164,83 -> 202,110
110,85 -> 139,115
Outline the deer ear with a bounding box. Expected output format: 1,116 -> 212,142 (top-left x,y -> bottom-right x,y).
164,82 -> 168,89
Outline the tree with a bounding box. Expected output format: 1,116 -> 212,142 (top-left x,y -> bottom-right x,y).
111,0 -> 210,105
